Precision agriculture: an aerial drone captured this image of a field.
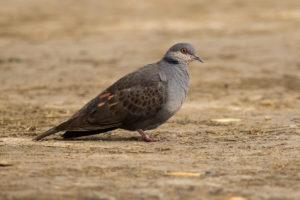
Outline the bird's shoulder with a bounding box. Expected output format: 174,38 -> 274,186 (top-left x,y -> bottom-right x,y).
107,62 -> 167,92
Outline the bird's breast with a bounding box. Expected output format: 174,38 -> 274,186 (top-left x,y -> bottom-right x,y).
163,68 -> 189,116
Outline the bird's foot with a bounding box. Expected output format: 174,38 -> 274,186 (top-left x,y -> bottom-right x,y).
138,136 -> 161,142
137,129 -> 161,142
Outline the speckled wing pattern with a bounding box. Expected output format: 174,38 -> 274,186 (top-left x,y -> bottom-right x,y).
80,64 -> 168,130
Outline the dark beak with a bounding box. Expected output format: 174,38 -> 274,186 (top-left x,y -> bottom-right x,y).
193,55 -> 204,63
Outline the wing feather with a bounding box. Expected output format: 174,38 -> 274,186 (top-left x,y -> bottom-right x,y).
87,64 -> 168,128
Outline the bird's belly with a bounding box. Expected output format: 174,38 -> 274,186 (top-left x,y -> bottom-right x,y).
153,86 -> 186,121
141,97 -> 184,130
164,83 -> 187,114
122,98 -> 184,131
165,97 -> 184,115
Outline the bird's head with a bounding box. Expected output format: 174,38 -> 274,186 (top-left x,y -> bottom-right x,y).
163,43 -> 204,65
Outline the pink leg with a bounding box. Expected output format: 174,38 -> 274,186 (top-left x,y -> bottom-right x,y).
137,129 -> 159,142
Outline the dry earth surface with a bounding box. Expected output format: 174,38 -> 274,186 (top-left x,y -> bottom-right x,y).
0,0 -> 300,199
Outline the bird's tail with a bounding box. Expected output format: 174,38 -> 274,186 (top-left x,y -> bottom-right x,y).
33,127 -> 59,141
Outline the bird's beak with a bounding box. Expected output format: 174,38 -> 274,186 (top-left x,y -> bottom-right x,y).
193,55 -> 204,63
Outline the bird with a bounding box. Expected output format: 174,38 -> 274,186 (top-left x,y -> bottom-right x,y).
33,43 -> 204,142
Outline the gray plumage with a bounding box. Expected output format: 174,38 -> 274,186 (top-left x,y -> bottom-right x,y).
33,43 -> 203,142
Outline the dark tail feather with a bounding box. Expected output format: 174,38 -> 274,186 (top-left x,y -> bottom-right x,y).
33,127 -> 59,141
62,127 -> 117,139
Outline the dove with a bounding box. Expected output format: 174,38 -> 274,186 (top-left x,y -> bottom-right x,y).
33,43 -> 203,142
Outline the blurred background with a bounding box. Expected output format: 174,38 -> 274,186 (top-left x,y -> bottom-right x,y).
0,0 -> 299,105
0,0 -> 299,199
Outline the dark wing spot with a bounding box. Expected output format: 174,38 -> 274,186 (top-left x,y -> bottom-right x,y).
119,96 -> 125,101
152,98 -> 156,104
114,109 -> 121,116
123,100 -> 129,107
128,104 -> 133,110
131,106 -> 138,113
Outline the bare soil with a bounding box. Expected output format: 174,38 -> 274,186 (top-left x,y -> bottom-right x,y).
0,0 -> 300,199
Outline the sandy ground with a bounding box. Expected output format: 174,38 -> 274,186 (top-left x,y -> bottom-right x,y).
0,0 -> 300,199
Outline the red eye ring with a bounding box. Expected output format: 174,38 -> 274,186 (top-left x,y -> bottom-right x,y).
180,48 -> 187,54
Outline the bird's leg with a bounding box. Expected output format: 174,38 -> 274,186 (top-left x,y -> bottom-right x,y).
137,129 -> 159,142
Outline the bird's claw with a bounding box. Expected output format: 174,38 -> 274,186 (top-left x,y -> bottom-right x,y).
138,136 -> 161,142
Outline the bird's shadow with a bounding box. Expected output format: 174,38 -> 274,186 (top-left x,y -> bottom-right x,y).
53,136 -> 140,142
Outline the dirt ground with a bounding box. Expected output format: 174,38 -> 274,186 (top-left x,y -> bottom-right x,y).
0,0 -> 300,199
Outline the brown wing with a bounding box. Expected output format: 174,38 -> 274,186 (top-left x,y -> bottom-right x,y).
86,64 -> 168,129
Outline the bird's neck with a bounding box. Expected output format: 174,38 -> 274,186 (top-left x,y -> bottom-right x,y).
163,56 -> 180,65
161,60 -> 190,109
161,57 -> 190,73
159,58 -> 190,92
162,56 -> 190,65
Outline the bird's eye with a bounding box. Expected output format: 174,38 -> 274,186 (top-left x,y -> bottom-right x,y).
180,48 -> 187,54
